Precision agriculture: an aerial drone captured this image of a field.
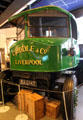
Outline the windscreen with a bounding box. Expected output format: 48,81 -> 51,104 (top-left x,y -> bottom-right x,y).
28,17 -> 69,38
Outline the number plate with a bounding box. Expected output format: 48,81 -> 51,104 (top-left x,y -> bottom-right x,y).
20,79 -> 37,87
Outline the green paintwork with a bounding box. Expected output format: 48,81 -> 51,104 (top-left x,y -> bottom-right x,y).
10,38 -> 80,72
9,6 -> 80,72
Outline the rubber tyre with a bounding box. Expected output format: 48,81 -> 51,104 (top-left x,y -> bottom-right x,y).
63,75 -> 77,120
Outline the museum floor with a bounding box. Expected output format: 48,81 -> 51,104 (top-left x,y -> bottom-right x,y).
0,85 -> 83,120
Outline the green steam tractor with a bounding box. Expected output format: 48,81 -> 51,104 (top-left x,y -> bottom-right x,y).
1,6 -> 80,120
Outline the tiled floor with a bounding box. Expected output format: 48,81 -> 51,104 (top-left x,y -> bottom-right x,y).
0,85 -> 83,120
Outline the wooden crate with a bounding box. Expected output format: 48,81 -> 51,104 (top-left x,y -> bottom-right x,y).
46,100 -> 60,119
17,89 -> 32,112
17,90 -> 25,111
28,93 -> 44,120
24,90 -> 32,113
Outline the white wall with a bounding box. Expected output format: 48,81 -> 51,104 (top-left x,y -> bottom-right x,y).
76,17 -> 83,44
0,27 -> 17,48
0,27 -> 17,70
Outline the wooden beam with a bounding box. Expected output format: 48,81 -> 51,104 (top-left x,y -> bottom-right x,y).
0,4 -> 7,9
0,0 -> 11,6
0,0 -> 31,27
0,7 -> 5,11
4,0 -> 11,2
71,7 -> 83,18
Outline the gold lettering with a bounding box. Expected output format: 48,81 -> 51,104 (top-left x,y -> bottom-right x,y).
30,60 -> 34,65
39,60 -> 42,65
24,46 -> 28,52
40,48 -> 48,55
15,47 -> 21,56
37,60 -> 42,65
25,60 -> 28,65
15,47 -> 18,56
15,60 -> 17,64
35,48 -> 39,53
44,49 -> 47,54
22,45 -> 25,51
19,45 -> 25,53
18,60 -> 21,64
12,51 -> 15,56
22,60 -> 24,65
40,48 -> 44,55
34,60 -> 37,65
18,60 -> 19,64
14,59 -> 42,65
29,45 -> 33,52
20,47 -> 22,53
12,44 -> 50,56
25,60 -> 31,65
19,60 -> 22,64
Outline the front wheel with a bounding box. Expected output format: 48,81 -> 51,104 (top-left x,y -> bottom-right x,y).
63,75 -> 77,120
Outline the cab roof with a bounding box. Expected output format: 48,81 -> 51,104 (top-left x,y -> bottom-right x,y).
8,5 -> 75,23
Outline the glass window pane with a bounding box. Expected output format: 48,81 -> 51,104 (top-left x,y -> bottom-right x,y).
29,17 -> 68,38
42,17 -> 67,27
29,17 -> 40,26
